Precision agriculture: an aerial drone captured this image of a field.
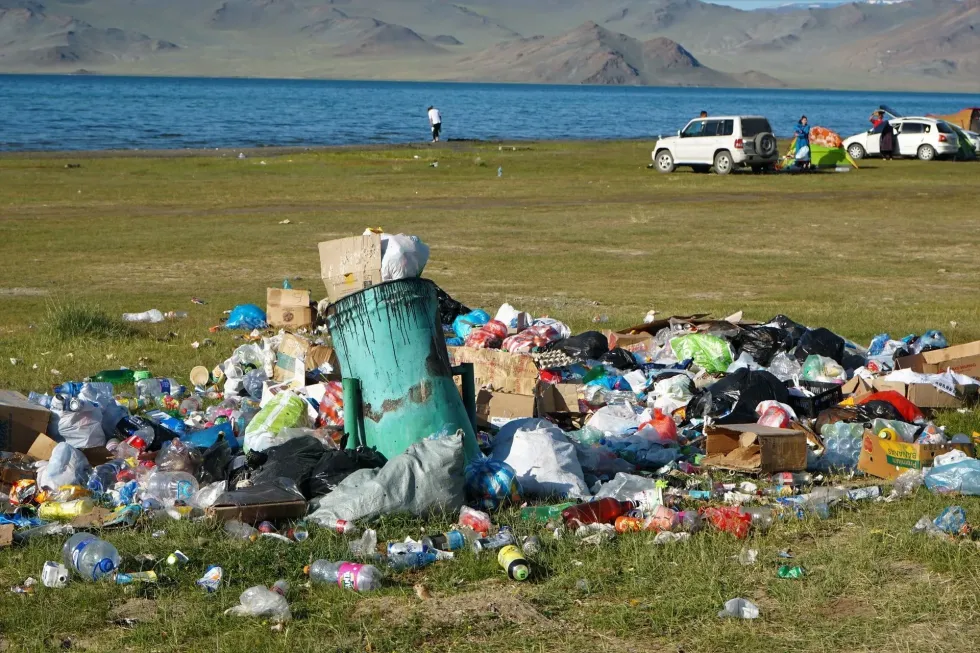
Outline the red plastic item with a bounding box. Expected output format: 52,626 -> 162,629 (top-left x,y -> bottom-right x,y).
539,370 -> 563,384
757,406 -> 791,428
502,324 -> 563,354
702,506 -> 752,539
483,320 -> 509,339
561,498 -> 636,527
316,381 -> 344,427
639,409 -> 678,441
856,390 -> 925,423
465,328 -> 503,349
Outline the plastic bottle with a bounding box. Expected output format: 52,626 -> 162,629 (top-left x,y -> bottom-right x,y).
421,530 -> 474,551
497,545 -> 530,581
472,527 -> 516,553
321,518 -> 361,536
122,309 -> 164,323
520,503 -> 577,523
243,369 -> 268,400
135,378 -> 186,401
561,499 -> 637,527
388,549 -> 439,570
771,472 -> 813,487
225,520 -> 259,541
164,311 -> 188,320
91,369 -> 141,385
144,471 -> 199,505
39,499 -> 95,520
179,396 -> 202,417
458,506 -> 492,534
738,506 -> 775,532
62,533 -> 121,581
28,392 -> 53,408
55,381 -> 114,398
116,571 -> 159,584
306,560 -> 382,592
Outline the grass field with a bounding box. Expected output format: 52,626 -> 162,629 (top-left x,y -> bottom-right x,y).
2,141 -> 980,652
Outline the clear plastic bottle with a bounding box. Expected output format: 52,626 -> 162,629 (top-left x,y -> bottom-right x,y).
225,520 -> 260,541
243,369 -> 268,400
122,309 -> 164,323
61,533 -> 120,581
738,506 -> 775,532
28,392 -> 53,408
306,560 -> 382,592
179,396 -> 202,417
388,549 -> 439,571
144,471 -> 199,505
136,378 -> 186,401
320,518 -> 361,536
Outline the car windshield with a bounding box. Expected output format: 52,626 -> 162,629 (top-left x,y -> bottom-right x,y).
741,118 -> 772,137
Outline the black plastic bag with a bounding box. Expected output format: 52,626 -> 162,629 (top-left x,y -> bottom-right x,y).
768,315 -> 808,347
561,331 -> 609,361
687,368 -> 789,424
198,436 -> 234,484
734,326 -> 793,367
308,447 -> 387,497
600,347 -> 639,371
436,286 -> 471,326
794,327 -> 846,364
841,349 -> 867,373
249,436 -> 328,499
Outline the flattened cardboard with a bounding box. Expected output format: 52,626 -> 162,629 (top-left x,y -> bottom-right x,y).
266,288 -> 313,329
206,500 -> 308,523
841,376 -> 874,398
318,234 -> 383,303
872,378 -> 978,409
703,424 -> 807,473
448,347 -> 540,397
603,331 -> 653,352
0,524 -> 12,548
70,506 -> 113,529
858,431 -> 973,480
306,346 -> 339,374
476,390 -> 536,428
273,333 -> 311,388
535,382 -> 583,415
0,390 -> 52,454
896,341 -> 980,380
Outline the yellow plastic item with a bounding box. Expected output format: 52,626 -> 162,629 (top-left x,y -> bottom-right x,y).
38,498 -> 95,520
877,427 -> 899,442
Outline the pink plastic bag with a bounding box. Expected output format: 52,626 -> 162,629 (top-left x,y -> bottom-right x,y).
502,324 -> 563,354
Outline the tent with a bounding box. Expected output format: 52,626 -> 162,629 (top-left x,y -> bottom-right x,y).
948,124 -> 978,161
779,126 -> 859,170
935,108 -> 980,133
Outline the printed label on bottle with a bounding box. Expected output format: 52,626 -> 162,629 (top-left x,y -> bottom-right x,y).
71,539 -> 91,571
334,519 -> 348,534
160,380 -> 171,395
445,531 -> 465,551
175,480 -> 194,502
337,563 -> 363,591
93,557 -> 116,581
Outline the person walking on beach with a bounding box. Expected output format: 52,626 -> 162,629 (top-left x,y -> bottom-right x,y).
794,115 -> 811,172
427,106 -> 442,143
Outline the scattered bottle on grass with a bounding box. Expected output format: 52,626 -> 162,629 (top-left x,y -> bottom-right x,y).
62,533 -> 120,581
225,520 -> 260,541
306,560 -> 382,592
561,498 -> 636,527
472,527 -> 515,553
498,545 -> 529,581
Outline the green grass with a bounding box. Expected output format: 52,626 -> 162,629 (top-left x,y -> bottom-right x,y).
1,141 -> 980,652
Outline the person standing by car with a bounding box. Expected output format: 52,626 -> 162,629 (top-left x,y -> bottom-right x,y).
427,105 -> 442,143
794,115 -> 811,171
870,110 -> 884,128
880,120 -> 896,160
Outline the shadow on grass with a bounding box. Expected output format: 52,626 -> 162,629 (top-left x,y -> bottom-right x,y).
44,300 -> 145,341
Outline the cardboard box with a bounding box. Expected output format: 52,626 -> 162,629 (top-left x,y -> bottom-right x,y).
476,390 -> 536,428
27,434 -> 111,466
318,234 -> 383,303
306,345 -> 340,374
273,333 -> 311,388
858,431 -> 973,480
703,424 -> 807,473
841,376 -> 874,399
449,347 -> 541,397
535,382 -> 583,415
0,390 -> 52,454
604,331 -> 654,352
896,341 -> 980,380
0,524 -> 12,549
872,378 -> 978,410
206,499 -> 308,523
267,288 -> 313,329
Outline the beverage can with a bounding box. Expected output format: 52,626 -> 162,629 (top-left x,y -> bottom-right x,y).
497,545 -> 529,581
167,550 -> 189,566
473,527 -> 514,553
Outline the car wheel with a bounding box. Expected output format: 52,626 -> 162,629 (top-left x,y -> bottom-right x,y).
713,151 -> 733,175
847,143 -> 866,160
692,165 -> 710,173
917,144 -> 936,161
655,150 -> 675,173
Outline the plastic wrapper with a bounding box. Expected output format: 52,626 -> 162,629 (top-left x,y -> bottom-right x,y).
734,326 -> 793,367
587,404 -> 641,437
857,391 -> 924,424
600,348 -> 639,371
768,351 -> 803,381
593,472 -> 660,501
688,369 -> 790,424
637,408 -> 677,442
156,438 -> 201,474
933,505 -> 967,535
719,598 -> 760,619
54,403 -> 106,449
490,419 -> 590,499
78,383 -> 126,436
226,586 -> 291,622
192,481 -> 228,509
465,325 -> 504,350
464,457 -> 521,510
307,447 -> 387,498
379,233 -> 429,281
243,391 -> 311,454
502,323 -> 565,354
226,304 -> 268,330
703,506 -> 752,539
214,476 -> 306,507
669,334 -> 733,374
436,286 -> 470,326
909,330 -> 947,354
649,374 -> 695,415
755,400 -> 796,428
315,381 -> 344,428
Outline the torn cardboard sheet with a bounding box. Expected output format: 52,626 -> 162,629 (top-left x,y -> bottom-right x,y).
319,234 -> 383,303
703,424 -> 807,473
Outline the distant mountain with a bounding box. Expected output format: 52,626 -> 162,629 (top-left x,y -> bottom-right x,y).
0,6 -> 178,66
0,0 -> 975,91
455,21 -> 784,86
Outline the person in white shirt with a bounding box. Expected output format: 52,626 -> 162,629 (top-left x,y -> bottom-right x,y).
427,106 -> 442,143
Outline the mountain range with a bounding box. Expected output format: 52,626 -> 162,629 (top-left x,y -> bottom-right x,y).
0,0 -> 977,90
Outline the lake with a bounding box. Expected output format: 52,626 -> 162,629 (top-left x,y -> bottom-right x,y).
0,74 -> 977,152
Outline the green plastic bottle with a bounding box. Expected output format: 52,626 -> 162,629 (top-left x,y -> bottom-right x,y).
91,369 -> 150,385
520,502 -> 577,523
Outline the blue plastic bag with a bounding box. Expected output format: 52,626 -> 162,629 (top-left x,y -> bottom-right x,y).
452,309 -> 490,340
226,304 -> 268,330
924,459 -> 980,496
934,506 -> 967,535
464,457 -> 521,510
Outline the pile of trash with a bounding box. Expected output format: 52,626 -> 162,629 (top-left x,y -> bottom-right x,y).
2,230 -> 980,621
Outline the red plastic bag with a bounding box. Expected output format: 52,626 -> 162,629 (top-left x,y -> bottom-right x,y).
502,324 -> 563,354
702,506 -> 751,539
639,409 -> 678,442
757,406 -> 791,428
856,390 -> 924,423
316,381 -> 344,427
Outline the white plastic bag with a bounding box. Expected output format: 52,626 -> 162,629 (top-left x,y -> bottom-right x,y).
586,404 -> 641,437
78,382 -> 126,436
650,374 -> 694,415
243,391 -> 311,453
37,442 -> 91,490
55,404 -> 106,449
490,418 -> 590,499
379,234 -> 429,281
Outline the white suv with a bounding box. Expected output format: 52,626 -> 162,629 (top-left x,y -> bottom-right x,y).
652,116 -> 779,175
844,117 -> 960,161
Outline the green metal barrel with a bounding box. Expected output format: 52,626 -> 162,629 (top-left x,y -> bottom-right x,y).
327,278 -> 478,461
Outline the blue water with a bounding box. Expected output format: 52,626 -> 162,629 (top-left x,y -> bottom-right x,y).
1,74 -> 977,152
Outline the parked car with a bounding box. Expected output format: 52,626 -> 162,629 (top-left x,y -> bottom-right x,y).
844,117 -> 960,161
652,115 -> 779,175
963,130 -> 980,155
